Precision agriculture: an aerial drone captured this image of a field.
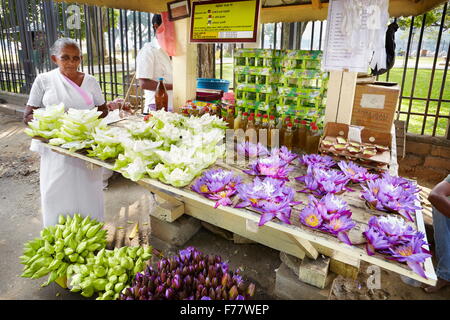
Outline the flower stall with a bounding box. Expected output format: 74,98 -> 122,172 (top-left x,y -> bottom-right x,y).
27,106 -> 437,287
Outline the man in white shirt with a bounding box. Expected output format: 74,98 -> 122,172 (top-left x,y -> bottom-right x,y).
136,14 -> 174,113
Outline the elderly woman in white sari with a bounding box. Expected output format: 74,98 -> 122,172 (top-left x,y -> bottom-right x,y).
23,38 -> 109,227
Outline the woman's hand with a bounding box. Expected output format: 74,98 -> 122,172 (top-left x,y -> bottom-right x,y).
97,103 -> 108,118
23,106 -> 39,125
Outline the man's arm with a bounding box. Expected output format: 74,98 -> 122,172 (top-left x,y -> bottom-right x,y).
23,106 -> 40,124
428,180 -> 450,218
96,103 -> 108,118
139,78 -> 173,91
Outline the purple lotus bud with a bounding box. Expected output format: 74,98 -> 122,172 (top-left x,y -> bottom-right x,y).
229,285 -> 238,300
235,295 -> 245,300
166,277 -> 171,287
215,285 -> 222,297
188,265 -> 195,274
197,273 -> 205,284
161,272 -> 167,283
172,274 -> 181,289
193,278 -> 199,289
205,276 -> 211,288
181,266 -> 189,276
237,281 -> 246,293
139,295 -> 146,300
208,255 -> 215,266
201,287 -> 208,298
179,290 -> 187,300
156,285 -> 164,294
246,283 -> 256,297
222,289 -> 228,300
194,251 -> 201,263
184,275 -> 192,286
215,255 -> 222,263
208,265 -> 216,278
197,284 -> 204,292
211,276 -> 219,288
165,288 -> 174,300
199,260 -> 206,270
209,287 -> 215,299
221,273 -> 231,288
170,259 -> 177,271
158,259 -> 167,270
195,291 -> 201,300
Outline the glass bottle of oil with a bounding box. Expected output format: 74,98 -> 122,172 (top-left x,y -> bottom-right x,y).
268,115 -> 276,148
298,119 -> 307,150
234,110 -> 242,130
284,122 -> 294,150
259,114 -> 269,146
225,107 -> 234,129
239,112 -> 249,131
246,115 -> 256,143
293,118 -> 300,151
306,122 -> 321,154
255,113 -> 262,131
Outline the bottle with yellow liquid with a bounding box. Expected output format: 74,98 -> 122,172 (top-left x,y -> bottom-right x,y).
234,110 -> 242,130
268,115 -> 276,148
284,122 -> 294,150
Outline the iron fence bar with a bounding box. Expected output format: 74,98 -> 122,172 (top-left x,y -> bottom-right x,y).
107,7 -> 114,99
405,13 -> 427,132
84,5 -> 92,75
6,0 -> 20,93
311,21 -> 315,50
111,9 -> 118,97
319,21 -> 323,50
99,7 -> 108,102
400,96 -> 450,103
138,11 -> 142,49
433,40 -> 450,138
273,23 -> 277,50
220,43 -> 223,79
147,13 -> 152,42
422,2 -> 447,136
280,23 -> 284,49
397,16 -> 414,120
261,23 -> 265,48
119,9 -> 125,97
124,9 -> 130,96
0,1 -> 13,92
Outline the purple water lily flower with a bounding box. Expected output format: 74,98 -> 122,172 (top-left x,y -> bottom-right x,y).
237,141 -> 269,158
361,178 -> 420,222
363,227 -> 391,256
299,154 -> 336,169
387,235 -> 432,279
191,169 -> 242,208
381,172 -> 421,195
368,215 -> 417,245
236,177 -> 301,226
299,194 -> 355,245
337,160 -> 378,184
296,167 -> 351,197
323,215 -> 356,245
271,146 -> 298,164
244,155 -> 293,180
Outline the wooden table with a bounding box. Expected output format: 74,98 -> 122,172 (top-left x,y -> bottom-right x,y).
40,120 -> 437,287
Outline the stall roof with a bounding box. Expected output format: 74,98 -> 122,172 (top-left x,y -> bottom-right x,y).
55,0 -> 447,22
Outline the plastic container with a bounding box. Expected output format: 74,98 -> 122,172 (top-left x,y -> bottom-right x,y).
197,78 -> 230,92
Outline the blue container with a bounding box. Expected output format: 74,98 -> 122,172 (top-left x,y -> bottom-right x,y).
197,78 -> 230,92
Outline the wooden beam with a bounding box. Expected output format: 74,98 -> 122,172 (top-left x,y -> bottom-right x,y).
289,234 -> 319,260
330,251 -> 360,280
172,18 -> 197,113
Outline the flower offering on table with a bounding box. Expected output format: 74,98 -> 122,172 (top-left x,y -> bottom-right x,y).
296,166 -> 351,197
360,175 -> 421,222
298,154 -> 336,169
244,155 -> 293,181
191,169 -> 242,208
337,160 -> 379,184
235,177 -> 301,226
237,141 -> 269,158
299,194 -> 356,245
363,216 -> 431,278
270,146 -> 298,164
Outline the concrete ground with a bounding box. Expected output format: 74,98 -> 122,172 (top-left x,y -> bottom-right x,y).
0,108 -> 449,300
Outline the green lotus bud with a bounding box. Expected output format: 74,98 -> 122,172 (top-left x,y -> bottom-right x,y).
58,215 -> 66,225
32,266 -> 49,279
105,282 -> 114,292
86,224 -> 102,238
118,273 -> 128,284
94,266 -> 107,278
64,247 -> 74,256
81,215 -> 91,227
108,275 -> 118,284
81,287 -> 94,298
111,266 -> 124,276
77,256 -> 85,264
87,243 -> 102,252
136,247 -> 144,257
62,228 -> 71,239
80,250 -> 89,258
80,265 -> 90,276
103,290 -> 114,299
56,262 -> 69,277
44,241 -> 54,255
114,283 -> 124,293
48,259 -> 61,271
68,239 -> 77,251
93,279 -> 108,291
55,252 -> 64,261
76,241 -> 87,254
41,271 -> 58,287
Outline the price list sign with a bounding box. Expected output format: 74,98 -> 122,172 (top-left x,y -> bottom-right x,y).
190,0 -> 260,43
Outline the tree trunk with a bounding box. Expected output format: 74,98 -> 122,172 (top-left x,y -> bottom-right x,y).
197,44 -> 215,78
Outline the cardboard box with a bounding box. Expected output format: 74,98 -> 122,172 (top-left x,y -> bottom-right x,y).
319,122 -> 392,171
351,82 -> 400,133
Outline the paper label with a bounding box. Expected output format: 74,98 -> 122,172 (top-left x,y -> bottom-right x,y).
348,125 -> 363,143
360,94 -> 385,109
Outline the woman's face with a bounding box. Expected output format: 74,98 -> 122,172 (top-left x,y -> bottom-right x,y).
51,45 -> 81,74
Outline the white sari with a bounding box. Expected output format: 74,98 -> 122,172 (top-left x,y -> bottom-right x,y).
28,68 -> 105,227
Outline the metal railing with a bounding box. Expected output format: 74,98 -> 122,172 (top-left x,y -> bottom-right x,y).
0,0 -> 448,138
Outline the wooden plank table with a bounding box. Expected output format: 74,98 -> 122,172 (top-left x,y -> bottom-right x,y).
39,120 -> 437,286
